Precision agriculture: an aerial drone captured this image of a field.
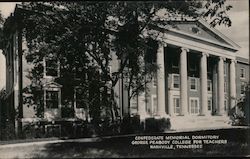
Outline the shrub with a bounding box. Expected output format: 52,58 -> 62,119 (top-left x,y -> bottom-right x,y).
120,115 -> 142,134
145,117 -> 171,133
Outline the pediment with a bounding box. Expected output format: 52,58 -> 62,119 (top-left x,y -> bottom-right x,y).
43,81 -> 62,88
155,19 -> 240,51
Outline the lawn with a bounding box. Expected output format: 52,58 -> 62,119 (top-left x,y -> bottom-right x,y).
0,128 -> 249,158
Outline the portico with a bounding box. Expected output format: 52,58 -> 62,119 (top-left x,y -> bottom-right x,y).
136,19 -> 239,124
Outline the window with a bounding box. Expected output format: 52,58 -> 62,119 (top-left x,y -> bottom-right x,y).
45,90 -> 59,108
240,68 -> 246,79
153,77 -> 157,87
241,82 -> 246,95
173,97 -> 180,115
190,77 -> 197,91
152,95 -> 157,115
207,80 -> 212,92
173,74 -> 180,89
45,57 -> 59,77
224,82 -> 227,93
224,64 -> 227,76
75,87 -> 87,108
190,98 -> 199,115
208,99 -> 212,111
224,100 -> 227,111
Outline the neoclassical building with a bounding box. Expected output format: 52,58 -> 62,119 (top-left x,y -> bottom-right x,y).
1,4 -> 249,134
125,20 -> 249,129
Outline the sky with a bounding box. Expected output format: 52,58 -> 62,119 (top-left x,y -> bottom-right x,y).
0,1 -> 249,89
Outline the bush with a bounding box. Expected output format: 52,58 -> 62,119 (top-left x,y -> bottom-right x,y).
21,122 -> 45,139
120,115 -> 142,134
231,112 -> 247,126
145,117 -> 171,133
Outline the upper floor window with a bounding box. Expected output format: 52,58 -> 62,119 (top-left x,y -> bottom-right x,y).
241,82 -> 246,95
224,64 -> 227,76
240,68 -> 246,79
190,77 -> 197,91
75,87 -> 87,109
173,74 -> 180,89
45,90 -> 59,108
207,80 -> 212,92
224,82 -> 227,93
45,57 -> 59,77
153,77 -> 157,87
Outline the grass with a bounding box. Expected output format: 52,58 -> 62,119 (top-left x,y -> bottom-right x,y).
0,127 -> 249,158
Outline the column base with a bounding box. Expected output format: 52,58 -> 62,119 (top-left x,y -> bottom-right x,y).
137,112 -> 150,120
155,113 -> 170,119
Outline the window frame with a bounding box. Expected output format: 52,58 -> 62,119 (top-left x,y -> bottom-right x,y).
224,82 -> 227,93
240,82 -> 246,95
151,94 -> 157,115
207,80 -> 212,92
224,99 -> 228,111
207,98 -> 212,111
189,97 -> 200,115
172,74 -> 180,89
152,76 -> 157,88
44,56 -> 60,78
74,87 -> 88,109
240,68 -> 246,79
173,96 -> 181,115
190,77 -> 198,91
44,87 -> 61,109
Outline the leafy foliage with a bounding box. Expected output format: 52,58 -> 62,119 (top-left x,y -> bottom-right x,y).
16,1 -> 232,123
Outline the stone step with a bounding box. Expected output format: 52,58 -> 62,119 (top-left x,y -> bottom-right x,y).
170,116 -> 231,130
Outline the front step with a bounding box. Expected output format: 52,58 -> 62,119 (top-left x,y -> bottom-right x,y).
170,115 -> 231,130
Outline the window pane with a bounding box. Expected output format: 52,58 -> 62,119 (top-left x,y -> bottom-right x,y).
207,80 -> 212,91
173,75 -> 179,88
46,59 -> 58,76
76,88 -> 87,108
46,91 -> 59,108
174,98 -> 180,114
190,78 -> 196,90
153,97 -> 157,114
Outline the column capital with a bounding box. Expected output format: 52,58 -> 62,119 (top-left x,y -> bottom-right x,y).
158,41 -> 167,48
219,56 -> 226,61
181,47 -> 189,53
202,52 -> 209,57
230,59 -> 237,64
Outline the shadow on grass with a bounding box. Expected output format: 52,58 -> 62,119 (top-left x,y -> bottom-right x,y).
32,128 -> 250,158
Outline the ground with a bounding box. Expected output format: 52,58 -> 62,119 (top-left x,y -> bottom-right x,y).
0,128 -> 249,158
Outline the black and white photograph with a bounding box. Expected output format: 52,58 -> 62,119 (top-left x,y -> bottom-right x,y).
0,1 -> 249,158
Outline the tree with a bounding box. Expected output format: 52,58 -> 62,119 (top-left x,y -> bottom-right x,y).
0,11 -> 5,49
17,1 -> 232,124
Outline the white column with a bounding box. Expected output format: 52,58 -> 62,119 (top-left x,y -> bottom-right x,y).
218,57 -> 225,115
156,42 -> 167,117
137,51 -> 148,120
180,48 -> 188,116
230,59 -> 237,110
168,90 -> 174,116
200,52 -> 209,115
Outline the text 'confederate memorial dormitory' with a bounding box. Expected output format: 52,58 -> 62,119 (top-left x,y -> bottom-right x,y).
0,4 -> 249,134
